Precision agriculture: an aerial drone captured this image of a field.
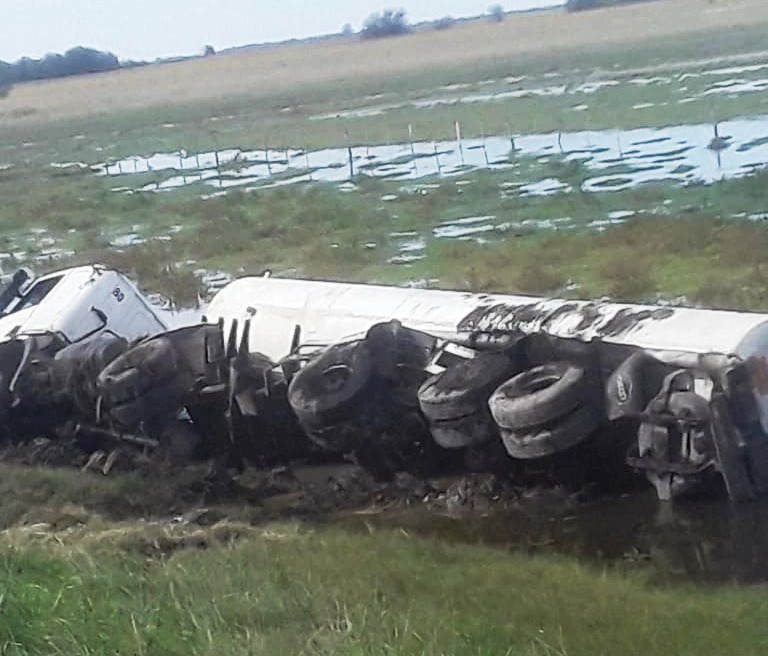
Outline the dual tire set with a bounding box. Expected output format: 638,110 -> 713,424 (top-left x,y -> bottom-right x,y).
288,333 -> 603,463
420,358 -> 601,459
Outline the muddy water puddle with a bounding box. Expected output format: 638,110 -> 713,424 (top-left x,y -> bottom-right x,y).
334,489 -> 768,585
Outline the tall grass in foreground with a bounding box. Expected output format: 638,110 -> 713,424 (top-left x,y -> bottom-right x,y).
1,524 -> 767,656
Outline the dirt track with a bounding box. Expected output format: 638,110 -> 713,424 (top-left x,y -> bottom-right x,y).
1,0 -> 767,127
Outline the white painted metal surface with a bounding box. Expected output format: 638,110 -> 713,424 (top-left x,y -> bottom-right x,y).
206,276 -> 768,364
0,265 -> 168,344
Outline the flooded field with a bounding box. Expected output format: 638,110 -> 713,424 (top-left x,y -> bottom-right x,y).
90,114 -> 768,195
310,60 -> 768,122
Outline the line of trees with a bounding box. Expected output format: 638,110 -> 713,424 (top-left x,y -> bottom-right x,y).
566,0 -> 656,11
357,5 -> 507,40
0,47 -> 121,87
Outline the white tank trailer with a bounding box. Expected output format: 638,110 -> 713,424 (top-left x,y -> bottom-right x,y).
206,276 -> 768,502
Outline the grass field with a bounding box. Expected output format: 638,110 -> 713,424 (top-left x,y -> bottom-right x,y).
3,523 -> 768,655
0,464 -> 766,656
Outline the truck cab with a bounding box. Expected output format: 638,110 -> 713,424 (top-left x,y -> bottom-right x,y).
0,264 -> 169,438
0,264 -> 167,343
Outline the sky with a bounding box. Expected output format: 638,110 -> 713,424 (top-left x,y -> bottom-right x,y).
1,0 -> 562,63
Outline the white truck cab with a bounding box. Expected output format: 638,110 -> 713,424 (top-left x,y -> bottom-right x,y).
0,264 -> 167,344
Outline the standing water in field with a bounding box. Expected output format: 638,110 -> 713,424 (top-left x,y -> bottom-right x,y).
333,488 -> 768,586
89,115 -> 768,194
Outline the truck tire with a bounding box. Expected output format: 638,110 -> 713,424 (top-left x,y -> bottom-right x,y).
98,338 -> 178,404
500,404 -> 600,459
419,353 -> 516,422
489,361 -> 587,431
52,334 -> 129,419
287,340 -> 373,432
427,411 -> 499,449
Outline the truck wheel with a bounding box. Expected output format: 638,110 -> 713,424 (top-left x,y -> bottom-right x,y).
53,334 -> 129,417
98,338 -> 178,403
288,340 -> 373,432
427,412 -> 500,449
488,361 -> 587,431
500,404 -> 600,459
419,353 -> 516,422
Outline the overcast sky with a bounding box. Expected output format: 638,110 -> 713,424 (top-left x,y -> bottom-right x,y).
1,0 -> 562,62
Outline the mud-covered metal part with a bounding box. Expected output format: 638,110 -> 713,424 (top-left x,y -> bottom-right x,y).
182,317 -> 308,469
74,423 -> 160,449
4,333 -> 72,438
605,351 -> 671,421
287,321 -> 441,478
97,323 -> 229,433
709,393 -> 755,502
51,333 -> 130,420
627,370 -> 719,501
0,339 -> 25,440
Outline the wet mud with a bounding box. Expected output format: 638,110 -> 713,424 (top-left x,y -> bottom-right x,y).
3,433 -> 766,585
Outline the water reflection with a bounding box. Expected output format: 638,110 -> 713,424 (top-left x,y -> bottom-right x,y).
90,115 -> 768,195
336,492 -> 768,585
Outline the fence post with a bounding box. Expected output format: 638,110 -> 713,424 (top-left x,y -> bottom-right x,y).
455,120 -> 464,165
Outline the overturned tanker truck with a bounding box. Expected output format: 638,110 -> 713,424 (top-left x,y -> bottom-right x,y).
205,276 -> 768,502
1,264 -> 768,503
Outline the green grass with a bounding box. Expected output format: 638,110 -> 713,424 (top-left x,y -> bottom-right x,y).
1,519 -> 767,656
5,155 -> 768,308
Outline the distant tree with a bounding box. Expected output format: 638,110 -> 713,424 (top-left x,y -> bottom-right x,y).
203,44 -> 216,56
433,16 -> 456,30
566,0 -> 599,9
0,61 -> 13,87
361,9 -> 411,39
59,47 -> 119,75
121,59 -> 149,70
0,47 -> 120,84
565,0 -> 652,11
341,23 -> 354,36
488,4 -> 505,21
